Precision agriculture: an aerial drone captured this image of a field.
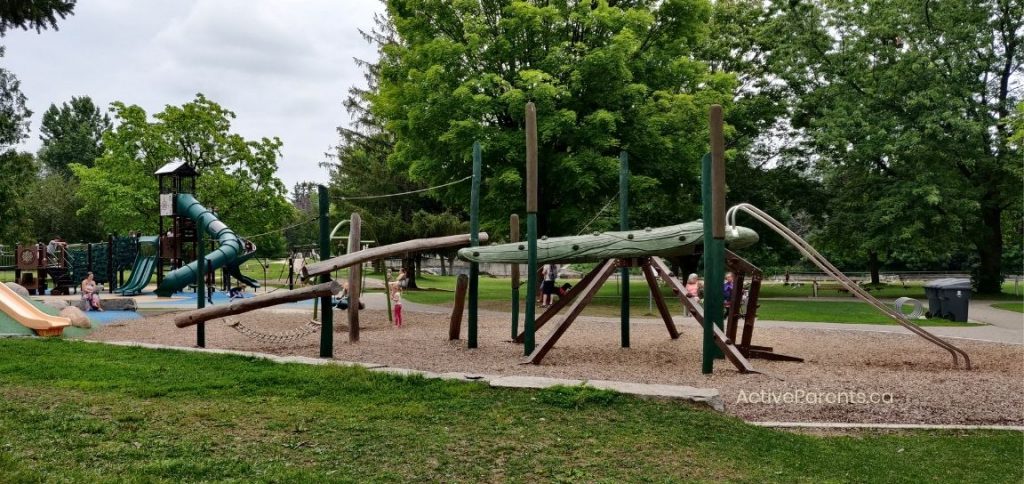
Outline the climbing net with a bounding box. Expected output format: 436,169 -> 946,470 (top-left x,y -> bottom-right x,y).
228,318 -> 321,344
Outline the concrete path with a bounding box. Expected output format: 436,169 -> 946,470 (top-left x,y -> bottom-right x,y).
85,339 -> 723,410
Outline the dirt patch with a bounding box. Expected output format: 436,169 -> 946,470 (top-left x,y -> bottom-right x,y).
87,308 -> 1024,425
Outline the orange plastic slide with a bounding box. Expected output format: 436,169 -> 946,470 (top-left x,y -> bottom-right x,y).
0,283 -> 70,337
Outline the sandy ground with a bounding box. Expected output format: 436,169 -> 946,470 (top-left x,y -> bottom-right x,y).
87,308 -> 1024,425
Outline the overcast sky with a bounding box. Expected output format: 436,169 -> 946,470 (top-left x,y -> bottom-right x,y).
2,0 -> 382,191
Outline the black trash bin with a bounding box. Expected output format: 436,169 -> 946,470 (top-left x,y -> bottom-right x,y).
923,278 -> 949,318
925,278 -> 972,322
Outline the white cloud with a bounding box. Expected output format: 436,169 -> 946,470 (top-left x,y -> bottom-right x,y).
2,0 -> 382,191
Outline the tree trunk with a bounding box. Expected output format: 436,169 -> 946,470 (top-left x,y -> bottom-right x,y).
415,255 -> 421,277
448,255 -> 456,276
975,204 -> 1004,294
439,255 -> 447,276
868,250 -> 881,285
402,256 -> 418,289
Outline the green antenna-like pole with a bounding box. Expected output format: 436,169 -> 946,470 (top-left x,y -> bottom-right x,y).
196,217 -> 205,348
619,151 -> 630,348
468,141 -> 482,348
318,185 -> 333,358
524,102 -> 539,355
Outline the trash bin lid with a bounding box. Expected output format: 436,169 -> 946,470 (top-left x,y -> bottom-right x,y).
924,278 -> 953,289
930,278 -> 971,289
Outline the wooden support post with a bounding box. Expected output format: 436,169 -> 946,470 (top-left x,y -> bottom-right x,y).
514,260 -> 602,343
347,213 -> 362,343
317,185 -> 333,357
524,102 -> 539,356
468,140 -> 482,348
510,214 -> 520,341
641,260 -> 679,339
742,276 -> 760,347
619,151 -> 630,348
527,259 -> 618,364
726,271 -> 745,342
449,274 -> 469,340
651,257 -> 755,373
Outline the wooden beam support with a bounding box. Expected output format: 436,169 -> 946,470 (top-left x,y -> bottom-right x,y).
302,233 -> 489,278
641,260 -> 679,339
650,257 -> 755,373
514,260 -> 603,343
175,281 -> 343,328
527,259 -> 619,364
449,274 -> 469,340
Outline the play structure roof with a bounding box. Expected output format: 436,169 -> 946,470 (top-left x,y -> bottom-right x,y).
154,161 -> 197,176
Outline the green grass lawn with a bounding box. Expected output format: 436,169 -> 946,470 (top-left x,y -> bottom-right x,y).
400,275 -> 974,326
0,339 -> 1018,482
991,302 -> 1024,313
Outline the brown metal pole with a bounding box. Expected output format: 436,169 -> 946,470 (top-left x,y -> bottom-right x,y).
709,104 -> 726,239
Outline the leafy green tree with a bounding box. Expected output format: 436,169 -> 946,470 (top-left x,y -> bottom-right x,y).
0,0 -> 74,35
38,96 -> 111,176
761,0 -> 1022,293
22,172 -> 105,243
361,0 -> 736,238
0,46 -> 33,244
0,151 -> 37,243
71,95 -> 293,255
283,181 -> 320,250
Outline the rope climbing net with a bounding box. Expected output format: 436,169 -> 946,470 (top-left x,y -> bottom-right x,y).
228,318 -> 321,344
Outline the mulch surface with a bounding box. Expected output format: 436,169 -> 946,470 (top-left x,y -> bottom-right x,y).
87,308 -> 1023,425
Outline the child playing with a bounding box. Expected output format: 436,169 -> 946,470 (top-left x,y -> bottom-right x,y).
391,289 -> 403,328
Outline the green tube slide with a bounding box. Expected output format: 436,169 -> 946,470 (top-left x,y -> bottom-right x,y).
155,194 -> 246,297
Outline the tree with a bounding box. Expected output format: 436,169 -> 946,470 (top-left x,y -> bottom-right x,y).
22,172 -> 105,243
0,0 -> 74,35
283,181 -> 320,250
0,151 -> 36,243
0,46 -> 34,244
38,96 -> 111,176
71,95 -> 293,254
360,0 -> 736,239
761,0 -> 1022,293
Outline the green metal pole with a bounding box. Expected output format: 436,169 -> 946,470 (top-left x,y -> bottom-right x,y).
524,102 -> 539,355
619,151 -> 630,348
510,214 -> 520,341
318,185 -> 333,358
196,218 -> 205,348
468,141 -> 482,348
701,153 -> 720,372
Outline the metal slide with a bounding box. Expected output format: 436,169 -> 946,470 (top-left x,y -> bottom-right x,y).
118,255 -> 156,295
726,203 -> 971,369
155,195 -> 249,297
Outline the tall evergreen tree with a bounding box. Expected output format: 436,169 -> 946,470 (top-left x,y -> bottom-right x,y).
0,0 -> 75,35
38,96 -> 111,176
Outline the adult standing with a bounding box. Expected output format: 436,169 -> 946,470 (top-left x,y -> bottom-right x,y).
541,263 -> 559,308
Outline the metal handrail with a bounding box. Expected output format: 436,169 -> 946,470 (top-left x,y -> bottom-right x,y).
727,203 -> 971,369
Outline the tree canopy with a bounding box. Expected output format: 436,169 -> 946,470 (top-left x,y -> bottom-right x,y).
38,95 -> 111,176
0,0 -> 75,35
71,94 -> 294,255
358,0 -> 736,238
754,0 -> 1022,292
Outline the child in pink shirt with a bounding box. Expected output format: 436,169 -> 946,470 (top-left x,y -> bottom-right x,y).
392,290 -> 403,327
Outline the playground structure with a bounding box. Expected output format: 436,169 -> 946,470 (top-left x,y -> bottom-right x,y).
0,282 -> 71,336
456,222 -> 802,370
152,161 -> 260,298
9,235 -> 142,296
166,102 -> 971,374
